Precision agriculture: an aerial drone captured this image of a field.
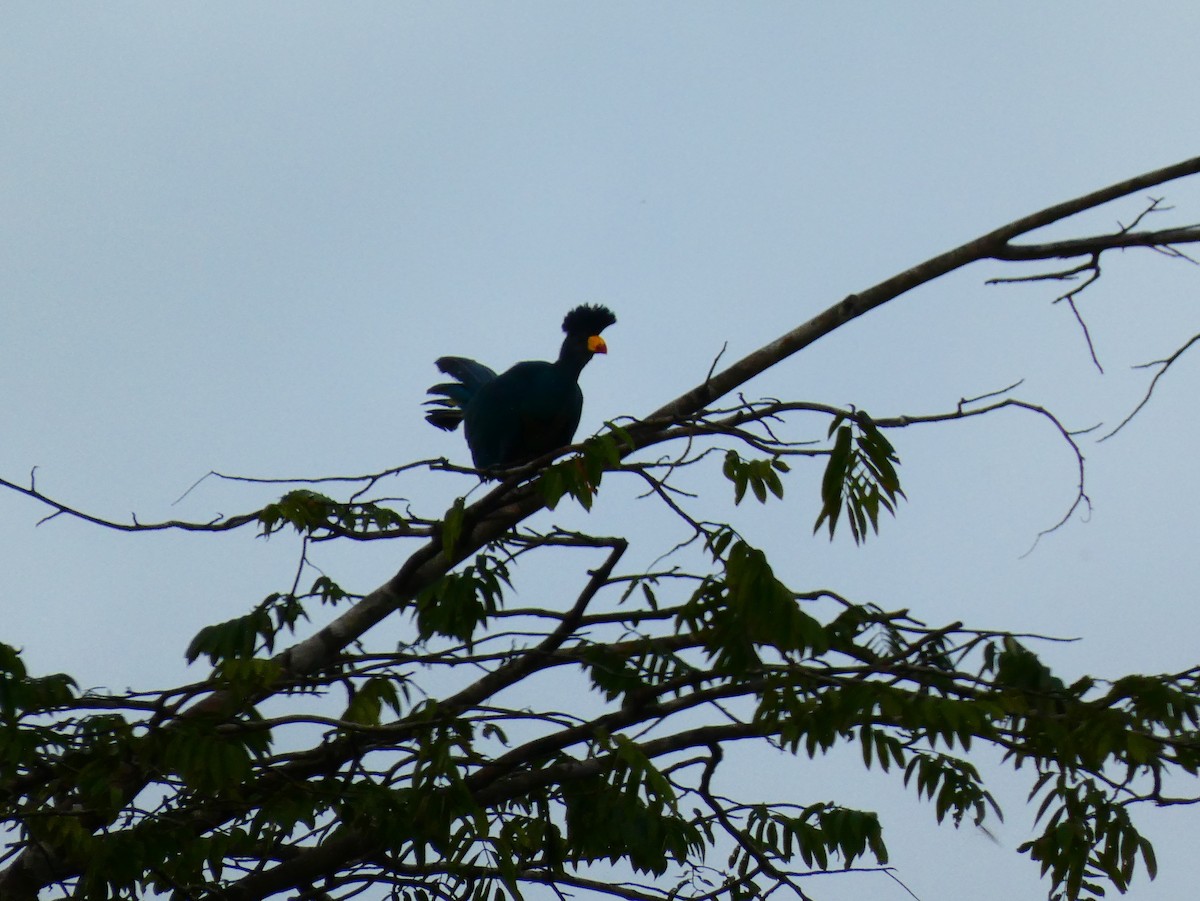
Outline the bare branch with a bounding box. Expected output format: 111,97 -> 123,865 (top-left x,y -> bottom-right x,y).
0,474 -> 261,534
1101,332 -> 1200,441
639,155 -> 1200,429
992,225 -> 1200,261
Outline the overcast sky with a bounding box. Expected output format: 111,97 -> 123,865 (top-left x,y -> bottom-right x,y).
4,5 -> 1200,900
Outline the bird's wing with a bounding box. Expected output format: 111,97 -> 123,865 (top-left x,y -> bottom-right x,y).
425,356 -> 501,432
435,356 -> 498,392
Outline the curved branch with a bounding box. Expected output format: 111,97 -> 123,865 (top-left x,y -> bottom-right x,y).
1101,332 -> 1200,441
639,155 -> 1200,428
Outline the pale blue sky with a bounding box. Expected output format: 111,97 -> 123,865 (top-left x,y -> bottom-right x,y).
4,5 -> 1200,900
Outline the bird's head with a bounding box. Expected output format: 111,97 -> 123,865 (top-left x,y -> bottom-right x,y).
562,304 -> 617,363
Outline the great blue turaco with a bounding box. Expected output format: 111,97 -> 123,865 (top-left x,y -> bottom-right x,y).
425,304 -> 617,470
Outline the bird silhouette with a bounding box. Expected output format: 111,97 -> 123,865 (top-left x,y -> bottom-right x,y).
425,304 -> 617,470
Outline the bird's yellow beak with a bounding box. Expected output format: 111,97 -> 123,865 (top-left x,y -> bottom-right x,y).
587,335 -> 608,354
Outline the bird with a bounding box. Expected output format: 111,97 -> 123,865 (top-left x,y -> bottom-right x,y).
425,304 -> 618,471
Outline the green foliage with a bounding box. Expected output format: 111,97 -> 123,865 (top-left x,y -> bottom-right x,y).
722,450 -> 788,505
814,411 -> 905,543
0,642 -> 77,720
560,738 -> 704,874
495,804 -> 566,871
1022,775 -> 1157,901
679,537 -> 830,670
342,675 -> 406,725
311,574 -> 351,606
7,508 -> 1198,901
186,591 -> 307,664
538,429 -> 624,510
903,752 -> 999,827
741,802 -> 888,871
257,489 -> 408,538
414,552 -> 511,646
441,496 -> 467,556
5,400 -> 1199,901
583,644 -> 696,706
145,710 -> 273,794
579,430 -> 624,488
185,580 -> 344,669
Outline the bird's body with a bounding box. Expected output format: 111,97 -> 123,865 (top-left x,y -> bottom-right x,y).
425,305 -> 617,470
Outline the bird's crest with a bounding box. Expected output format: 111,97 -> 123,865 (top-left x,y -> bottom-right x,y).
562,304 -> 617,337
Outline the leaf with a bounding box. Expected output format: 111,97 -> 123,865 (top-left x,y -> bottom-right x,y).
538,466 -> 567,509
723,451 -> 787,507
343,676 -> 403,725
442,496 -> 466,557
813,412 -> 904,543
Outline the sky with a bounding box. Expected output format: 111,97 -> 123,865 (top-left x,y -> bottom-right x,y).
3,4 -> 1200,900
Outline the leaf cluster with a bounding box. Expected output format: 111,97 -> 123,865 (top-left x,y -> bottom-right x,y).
814,412 -> 905,543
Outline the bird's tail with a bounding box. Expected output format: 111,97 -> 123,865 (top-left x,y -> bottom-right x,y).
424,356 -> 497,432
